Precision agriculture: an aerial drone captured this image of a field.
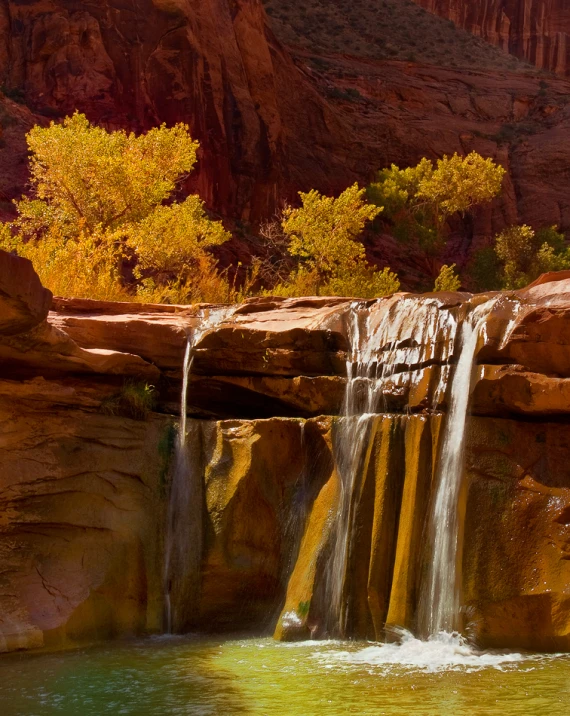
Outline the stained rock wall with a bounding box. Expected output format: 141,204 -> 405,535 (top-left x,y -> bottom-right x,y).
3,250 -> 570,652
415,0 -> 570,76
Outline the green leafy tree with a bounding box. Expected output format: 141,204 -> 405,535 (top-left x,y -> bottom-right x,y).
368,152 -> 506,279
434,264 -> 461,292
279,183 -> 398,297
1,112 -> 230,301
468,246 -> 502,292
495,225 -> 570,289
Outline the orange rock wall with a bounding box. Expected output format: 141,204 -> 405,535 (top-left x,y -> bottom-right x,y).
415,0 -> 570,75
0,386 -> 169,652
272,413 -> 570,650
4,252 -> 570,653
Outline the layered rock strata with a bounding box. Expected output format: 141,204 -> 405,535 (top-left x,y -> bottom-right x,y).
3,250 -> 570,652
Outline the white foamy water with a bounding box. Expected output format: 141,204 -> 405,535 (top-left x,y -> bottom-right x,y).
313,630 -> 534,674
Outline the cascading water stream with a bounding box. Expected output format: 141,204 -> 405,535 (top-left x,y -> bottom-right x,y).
327,297 -> 459,635
328,304 -> 376,635
163,306 -> 232,634
417,301 -> 494,637
418,297 -> 522,639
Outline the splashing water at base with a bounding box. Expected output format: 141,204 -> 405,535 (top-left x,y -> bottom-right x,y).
315,629 -> 533,674
2,636 -> 569,716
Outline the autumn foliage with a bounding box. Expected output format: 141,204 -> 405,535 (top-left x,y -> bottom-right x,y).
2,113 -> 559,301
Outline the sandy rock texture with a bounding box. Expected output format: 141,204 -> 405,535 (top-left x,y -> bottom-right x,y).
0,252 -> 173,652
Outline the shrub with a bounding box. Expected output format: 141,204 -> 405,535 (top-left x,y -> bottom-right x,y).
434,263 -> 461,292
495,224 -> 570,289
280,184 -> 399,297
468,246 -> 502,292
324,264 -> 400,298
100,382 -> 157,420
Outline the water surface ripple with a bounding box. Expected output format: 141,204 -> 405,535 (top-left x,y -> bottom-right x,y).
1,636 -> 569,715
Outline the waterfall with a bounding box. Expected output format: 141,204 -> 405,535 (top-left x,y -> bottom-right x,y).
164,306 -> 232,634
327,304 -> 375,635
417,300 -> 495,637
327,297 -> 458,635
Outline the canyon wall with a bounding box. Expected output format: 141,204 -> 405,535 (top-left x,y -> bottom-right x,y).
0,0 -> 351,219
415,0 -> 570,76
3,251 -> 570,652
1,0 -> 570,243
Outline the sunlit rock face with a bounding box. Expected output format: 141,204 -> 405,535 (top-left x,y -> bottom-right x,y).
4,249 -> 570,653
0,252 -> 170,652
415,0 -> 570,76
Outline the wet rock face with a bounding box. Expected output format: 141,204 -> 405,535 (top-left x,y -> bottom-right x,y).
4,251 -> 570,653
464,418 -> 570,650
267,414 -> 570,651
42,275 -> 570,420
414,0 -> 570,76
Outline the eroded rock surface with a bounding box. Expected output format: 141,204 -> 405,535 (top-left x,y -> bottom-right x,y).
4,253 -> 570,653
0,392 -> 170,652
415,0 -> 570,76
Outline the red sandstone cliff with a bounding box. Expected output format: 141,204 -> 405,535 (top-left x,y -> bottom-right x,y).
0,0 -> 354,219
0,0 -> 570,241
415,0 -> 570,76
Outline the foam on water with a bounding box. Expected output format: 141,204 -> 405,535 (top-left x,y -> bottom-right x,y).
313,629 -> 535,674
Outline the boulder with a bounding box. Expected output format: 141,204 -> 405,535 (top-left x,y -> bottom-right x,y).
0,251 -> 52,335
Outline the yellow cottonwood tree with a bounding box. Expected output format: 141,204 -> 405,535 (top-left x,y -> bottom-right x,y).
1,112 -> 230,301
279,183 -> 398,297
368,152 -> 506,280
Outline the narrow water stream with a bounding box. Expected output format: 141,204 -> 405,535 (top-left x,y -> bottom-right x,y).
164,306 -> 233,633
418,300 -> 495,637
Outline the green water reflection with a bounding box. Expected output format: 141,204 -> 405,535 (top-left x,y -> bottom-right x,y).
1,636 -> 569,715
